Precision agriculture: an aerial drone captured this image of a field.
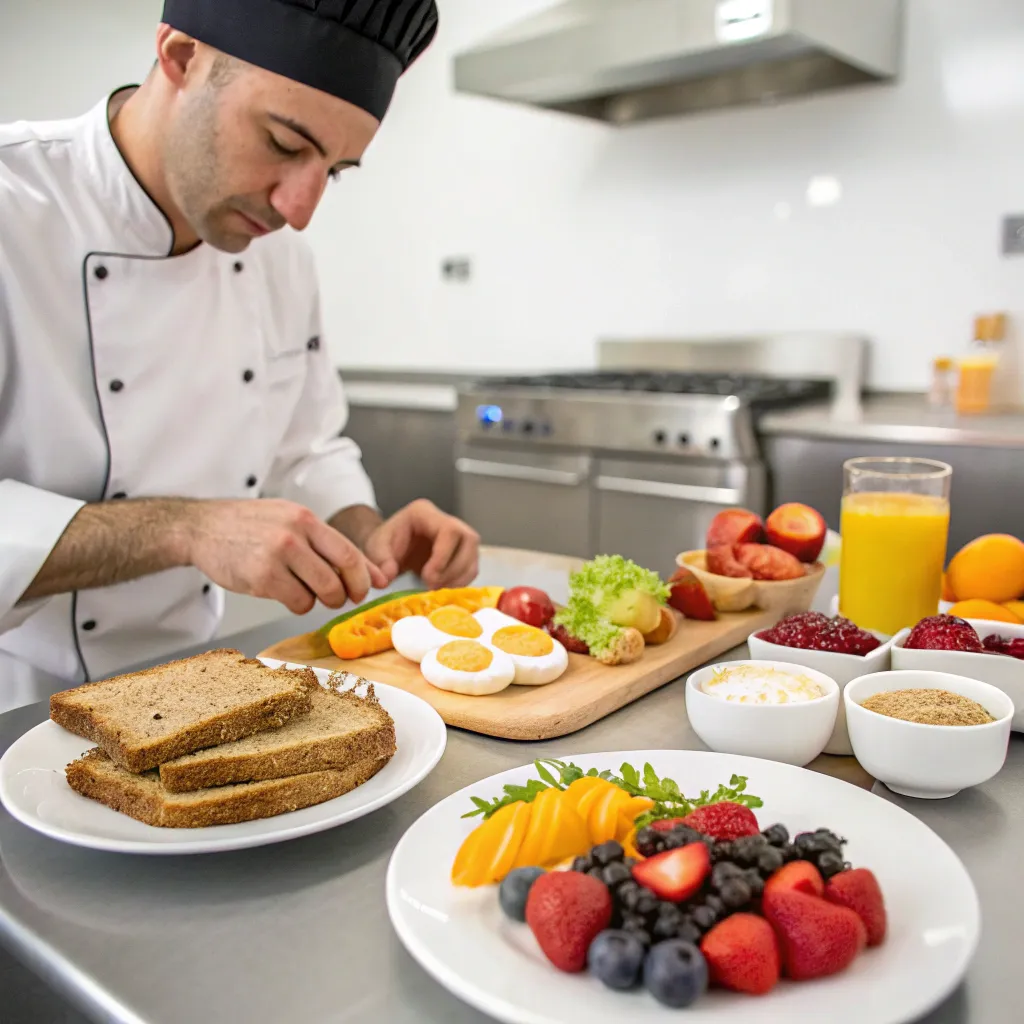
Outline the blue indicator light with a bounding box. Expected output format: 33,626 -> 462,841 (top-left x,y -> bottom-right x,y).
477,404 -> 503,426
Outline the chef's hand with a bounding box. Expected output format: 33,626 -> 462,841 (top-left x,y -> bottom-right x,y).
362,500 -> 481,589
185,499 -> 388,615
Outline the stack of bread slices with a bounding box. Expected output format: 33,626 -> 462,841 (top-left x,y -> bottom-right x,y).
50,649 -> 396,828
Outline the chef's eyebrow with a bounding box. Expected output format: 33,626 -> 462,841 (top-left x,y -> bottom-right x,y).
267,114 -> 361,168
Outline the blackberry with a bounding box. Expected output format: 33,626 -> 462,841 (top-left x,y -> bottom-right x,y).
757,847 -> 785,876
762,824 -> 789,847
587,866 -> 606,883
635,889 -> 661,918
690,904 -> 718,932
817,851 -> 847,879
719,877 -> 753,910
663,831 -> 694,851
621,918 -> 653,949
623,857 -> 639,870
703,894 -> 724,916
602,861 -> 633,888
781,843 -> 801,863
711,841 -> 734,863
571,856 -> 591,873
794,832 -> 837,857
593,840 -> 625,866
676,919 -> 703,945
711,862 -> 744,891
667,825 -> 705,846
730,835 -> 767,867
635,828 -> 665,859
618,882 -> 643,912
744,869 -> 765,897
652,906 -> 686,942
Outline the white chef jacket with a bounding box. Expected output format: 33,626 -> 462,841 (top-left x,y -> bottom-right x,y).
0,92 -> 377,709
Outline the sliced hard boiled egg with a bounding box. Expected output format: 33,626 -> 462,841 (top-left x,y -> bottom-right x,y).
391,605 -> 483,663
473,606 -> 523,641
420,640 -> 515,696
489,624 -> 569,686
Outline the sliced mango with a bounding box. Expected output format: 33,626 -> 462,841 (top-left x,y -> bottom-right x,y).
451,800 -> 531,888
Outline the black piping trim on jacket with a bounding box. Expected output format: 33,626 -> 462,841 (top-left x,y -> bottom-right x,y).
73,247 -> 177,683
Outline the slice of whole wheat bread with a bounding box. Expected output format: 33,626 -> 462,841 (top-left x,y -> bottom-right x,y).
158,683 -> 396,792
50,649 -> 314,773
65,747 -> 392,828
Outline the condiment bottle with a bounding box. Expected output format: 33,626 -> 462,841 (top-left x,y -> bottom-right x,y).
928,356 -> 954,409
955,315 -> 999,415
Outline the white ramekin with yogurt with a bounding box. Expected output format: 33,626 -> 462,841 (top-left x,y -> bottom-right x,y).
685,660 -> 840,766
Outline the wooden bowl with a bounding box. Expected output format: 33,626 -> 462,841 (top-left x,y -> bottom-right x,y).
677,550 -> 826,615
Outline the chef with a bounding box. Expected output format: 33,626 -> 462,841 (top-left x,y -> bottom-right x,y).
0,0 -> 480,710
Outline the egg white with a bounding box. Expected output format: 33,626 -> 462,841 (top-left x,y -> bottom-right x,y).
391,614 -> 482,664
420,641 -> 516,696
472,607 -> 523,641
488,625 -> 569,686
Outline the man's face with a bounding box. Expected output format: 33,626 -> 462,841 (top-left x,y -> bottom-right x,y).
162,51 -> 380,253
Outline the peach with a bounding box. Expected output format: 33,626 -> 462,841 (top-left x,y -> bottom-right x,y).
734,544 -> 806,582
765,503 -> 827,563
706,509 -> 764,550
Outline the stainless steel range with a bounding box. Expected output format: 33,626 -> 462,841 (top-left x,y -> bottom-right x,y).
454,336 -> 864,575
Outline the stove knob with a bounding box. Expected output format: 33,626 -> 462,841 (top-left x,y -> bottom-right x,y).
653,430 -> 668,445
521,420 -> 535,434
677,433 -> 690,447
539,422 -> 553,437
709,437 -> 721,451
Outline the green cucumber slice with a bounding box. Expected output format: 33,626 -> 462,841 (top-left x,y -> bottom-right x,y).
316,589 -> 426,636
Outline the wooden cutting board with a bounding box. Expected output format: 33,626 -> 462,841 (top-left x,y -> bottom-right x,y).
260,607 -> 780,741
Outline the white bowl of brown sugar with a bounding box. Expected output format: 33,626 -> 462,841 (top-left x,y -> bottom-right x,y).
845,669 -> 1014,799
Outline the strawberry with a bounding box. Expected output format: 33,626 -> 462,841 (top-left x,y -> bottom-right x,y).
650,817 -> 688,832
763,861 -> 825,900
667,567 -> 717,621
525,871 -> 612,973
681,802 -> 760,842
825,869 -> 887,947
631,842 -> 710,902
762,889 -> 867,980
700,913 -> 781,995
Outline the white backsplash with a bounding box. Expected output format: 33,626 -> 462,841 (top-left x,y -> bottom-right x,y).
4,0 -> 1024,391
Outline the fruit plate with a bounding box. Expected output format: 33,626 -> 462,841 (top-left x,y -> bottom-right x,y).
0,664 -> 446,855
386,749 -> 979,1024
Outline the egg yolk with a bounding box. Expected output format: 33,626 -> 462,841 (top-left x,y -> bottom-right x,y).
436,640 -> 493,672
491,625 -> 554,657
428,606 -> 483,638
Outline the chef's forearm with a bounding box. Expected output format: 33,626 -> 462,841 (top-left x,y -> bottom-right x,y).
328,504 -> 383,551
16,499 -> 194,604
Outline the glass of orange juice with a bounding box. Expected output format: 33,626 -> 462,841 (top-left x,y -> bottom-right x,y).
839,458 -> 952,636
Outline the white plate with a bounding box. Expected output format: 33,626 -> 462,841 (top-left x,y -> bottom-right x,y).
387,749 -> 979,1024
0,662 -> 446,855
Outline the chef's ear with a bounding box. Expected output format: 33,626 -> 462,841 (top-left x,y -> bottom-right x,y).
154,24 -> 200,91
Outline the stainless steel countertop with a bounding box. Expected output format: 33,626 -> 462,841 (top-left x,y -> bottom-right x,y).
760,394 -> 1024,449
1,580 -> 1019,1023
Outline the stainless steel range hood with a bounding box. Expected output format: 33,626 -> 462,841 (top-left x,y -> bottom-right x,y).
453,0 -> 904,125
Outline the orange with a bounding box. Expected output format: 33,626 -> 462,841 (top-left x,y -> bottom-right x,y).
940,572 -> 957,603
947,599 -> 1023,624
946,534 -> 1024,604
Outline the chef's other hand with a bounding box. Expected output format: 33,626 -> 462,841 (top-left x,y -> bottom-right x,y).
362,500 -> 481,589
186,499 -> 388,615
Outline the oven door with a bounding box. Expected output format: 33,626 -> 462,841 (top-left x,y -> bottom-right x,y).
594,458 -> 765,574
455,445 -> 593,558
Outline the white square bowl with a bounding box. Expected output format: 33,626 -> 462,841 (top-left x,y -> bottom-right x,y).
890,618 -> 1024,732
748,629 -> 893,756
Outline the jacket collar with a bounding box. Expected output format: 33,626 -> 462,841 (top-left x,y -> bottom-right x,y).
74,91 -> 175,258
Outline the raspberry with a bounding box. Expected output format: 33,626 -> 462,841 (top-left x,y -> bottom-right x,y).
983,635 -> 1024,660
904,615 -> 984,653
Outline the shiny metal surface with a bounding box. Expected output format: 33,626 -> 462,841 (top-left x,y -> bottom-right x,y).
0,569 -> 1019,1024
453,0 -> 904,125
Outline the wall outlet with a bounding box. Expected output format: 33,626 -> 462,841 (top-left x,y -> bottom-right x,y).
1002,216 -> 1024,256
442,257 -> 472,282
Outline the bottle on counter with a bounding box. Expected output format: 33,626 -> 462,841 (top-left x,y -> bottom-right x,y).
928,356 -> 954,409
955,314 -> 1003,415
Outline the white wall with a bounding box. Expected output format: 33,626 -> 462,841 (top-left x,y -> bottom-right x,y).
4,0 -> 1024,390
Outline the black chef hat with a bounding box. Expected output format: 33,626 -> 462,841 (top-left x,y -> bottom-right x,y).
162,0 -> 438,121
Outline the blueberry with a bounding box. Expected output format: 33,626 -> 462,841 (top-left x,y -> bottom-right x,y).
571,856 -> 590,873
719,877 -> 753,910
602,861 -> 633,888
643,940 -> 709,1009
592,840 -> 625,866
817,851 -> 846,879
757,847 -> 785,875
498,867 -> 545,922
691,904 -> 718,931
762,823 -> 789,847
588,929 -> 646,991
